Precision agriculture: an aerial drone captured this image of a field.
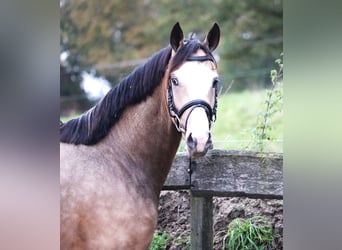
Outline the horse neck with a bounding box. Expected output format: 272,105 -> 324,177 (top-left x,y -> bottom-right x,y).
100,83 -> 181,197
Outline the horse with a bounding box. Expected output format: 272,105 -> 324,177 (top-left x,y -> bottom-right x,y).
60,22 -> 220,250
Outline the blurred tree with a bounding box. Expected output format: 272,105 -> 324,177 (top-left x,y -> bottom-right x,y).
60,0 -> 159,79
216,0 -> 283,90
60,0 -> 282,112
60,62 -> 93,116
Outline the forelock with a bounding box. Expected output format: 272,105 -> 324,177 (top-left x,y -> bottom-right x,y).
169,39 -> 216,73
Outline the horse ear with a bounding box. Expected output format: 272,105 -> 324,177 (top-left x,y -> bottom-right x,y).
170,22 -> 184,52
203,23 -> 220,52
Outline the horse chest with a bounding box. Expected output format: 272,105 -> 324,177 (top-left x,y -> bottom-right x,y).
80,196 -> 156,249
61,162 -> 157,250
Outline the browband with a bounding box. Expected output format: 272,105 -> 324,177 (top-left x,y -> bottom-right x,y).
187,55 -> 215,63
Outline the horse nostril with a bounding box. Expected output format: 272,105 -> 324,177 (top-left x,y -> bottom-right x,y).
206,133 -> 213,150
186,133 -> 197,150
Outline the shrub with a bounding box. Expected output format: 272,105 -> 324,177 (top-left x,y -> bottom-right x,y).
222,216 -> 274,250
249,53 -> 283,152
149,231 -> 171,250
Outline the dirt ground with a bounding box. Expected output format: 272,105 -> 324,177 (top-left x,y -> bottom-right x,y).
157,190 -> 283,249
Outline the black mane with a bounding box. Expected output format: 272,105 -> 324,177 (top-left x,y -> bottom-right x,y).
60,39 -> 216,145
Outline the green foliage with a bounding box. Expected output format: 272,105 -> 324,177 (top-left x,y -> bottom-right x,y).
60,1 -> 283,114
217,0 -> 283,91
222,216 -> 274,250
149,230 -> 190,250
149,231 -> 171,250
249,53 -> 283,152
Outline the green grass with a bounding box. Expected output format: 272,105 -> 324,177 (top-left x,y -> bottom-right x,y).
149,230 -> 190,250
211,90 -> 283,152
61,90 -> 283,152
149,231 -> 171,250
222,216 -> 274,250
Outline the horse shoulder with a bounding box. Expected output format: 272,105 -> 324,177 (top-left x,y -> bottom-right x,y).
60,143 -> 157,249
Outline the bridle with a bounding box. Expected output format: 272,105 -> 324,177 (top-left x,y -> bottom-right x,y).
167,55 -> 219,133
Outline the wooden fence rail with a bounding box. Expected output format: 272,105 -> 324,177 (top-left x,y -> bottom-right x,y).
162,149 -> 283,250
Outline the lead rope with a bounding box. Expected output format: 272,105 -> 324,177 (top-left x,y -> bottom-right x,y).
188,157 -> 193,188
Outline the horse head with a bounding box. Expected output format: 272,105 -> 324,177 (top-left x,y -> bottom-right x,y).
167,22 -> 220,158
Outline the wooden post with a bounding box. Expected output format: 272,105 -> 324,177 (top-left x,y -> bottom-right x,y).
190,194 -> 213,250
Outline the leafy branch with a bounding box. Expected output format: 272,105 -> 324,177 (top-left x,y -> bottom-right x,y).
249,53 -> 283,152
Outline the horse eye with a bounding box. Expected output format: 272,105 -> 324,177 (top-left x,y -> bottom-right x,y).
212,77 -> 220,88
170,77 -> 179,86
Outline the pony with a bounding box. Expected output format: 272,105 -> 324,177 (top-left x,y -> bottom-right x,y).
60,22 -> 220,249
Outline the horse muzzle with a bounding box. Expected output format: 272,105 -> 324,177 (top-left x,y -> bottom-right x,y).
186,132 -> 213,158
183,103 -> 214,156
